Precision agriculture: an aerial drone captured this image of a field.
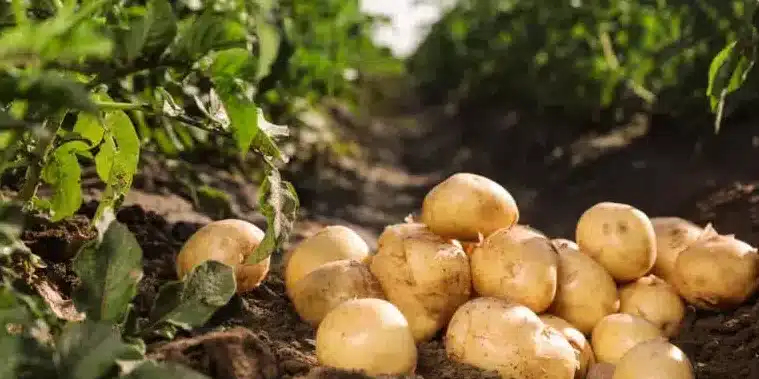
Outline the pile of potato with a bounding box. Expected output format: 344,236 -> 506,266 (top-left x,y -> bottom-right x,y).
174,172 -> 759,379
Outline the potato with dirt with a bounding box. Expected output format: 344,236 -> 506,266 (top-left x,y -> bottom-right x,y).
284,225 -> 370,298
290,259 -> 386,327
470,226 -> 558,313
612,338 -> 694,379
420,172 -> 519,241
650,217 -> 703,283
369,222 -> 471,342
316,298 -> 417,375
618,275 -> 685,337
540,314 -> 596,379
549,238 -> 619,335
175,219 -> 270,293
576,202 -> 657,282
445,297 -> 579,379
591,313 -> 663,364
672,224 -> 759,310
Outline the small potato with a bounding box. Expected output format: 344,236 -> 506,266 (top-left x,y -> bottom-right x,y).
445,297 -> 578,379
540,314 -> 596,379
619,275 -> 685,337
421,172 -> 519,241
290,259 -> 386,327
672,224 -> 759,310
650,217 -> 703,283
549,240 -> 619,335
316,298 -> 417,375
587,363 -> 616,379
284,225 -> 370,298
576,202 -> 657,282
612,338 -> 694,379
471,227 -> 559,313
175,219 -> 269,293
591,313 -> 663,365
369,223 -> 471,342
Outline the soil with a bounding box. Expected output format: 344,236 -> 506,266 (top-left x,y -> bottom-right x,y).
8,101 -> 759,378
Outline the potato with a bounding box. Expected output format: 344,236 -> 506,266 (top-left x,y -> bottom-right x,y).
612,338 -> 694,379
591,313 -> 663,365
540,314 -> 596,379
618,275 -> 685,337
290,259 -> 386,327
369,222 -> 471,342
316,298 -> 417,375
445,297 -> 578,379
672,224 -> 759,310
576,202 -> 657,282
549,239 -> 619,335
587,363 -> 615,379
175,219 -> 269,293
650,217 -> 703,283
284,225 -> 370,298
470,226 -> 558,313
421,172 -> 519,241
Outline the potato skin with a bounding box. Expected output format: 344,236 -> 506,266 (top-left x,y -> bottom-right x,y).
612,339 -> 694,379
316,298 -> 417,375
471,227 -> 558,313
445,297 -> 578,379
591,313 -> 662,364
650,217 -> 703,283
618,275 -> 685,337
290,259 -> 386,327
175,219 -> 269,293
540,315 -> 596,379
549,239 -> 620,335
369,223 -> 472,343
576,202 -> 657,282
672,226 -> 759,310
421,172 -> 519,241
284,225 -> 370,298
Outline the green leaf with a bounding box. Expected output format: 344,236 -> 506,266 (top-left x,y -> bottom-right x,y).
54,320 -> 135,379
208,48 -> 256,79
94,110 -> 141,222
122,0 -> 178,62
216,87 -> 287,160
72,113 -> 105,147
706,41 -> 757,132
172,10 -> 246,60
123,360 -> 210,379
246,165 -> 299,264
0,334 -> 56,379
143,260 -> 235,339
254,16 -> 281,81
41,143 -> 83,222
0,72 -> 97,114
72,219 -> 143,322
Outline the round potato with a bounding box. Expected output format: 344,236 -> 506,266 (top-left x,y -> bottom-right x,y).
618,275 -> 685,337
446,297 -> 578,379
290,259 -> 386,327
470,226 -> 558,313
650,217 -> 703,283
369,223 -> 472,342
587,363 -> 616,379
591,313 -> 663,365
549,239 -> 619,335
175,219 -> 269,293
284,225 -> 370,298
540,314 -> 596,379
612,338 -> 693,379
316,298 -> 417,375
672,224 -> 759,310
576,202 -> 657,282
421,172 -> 519,241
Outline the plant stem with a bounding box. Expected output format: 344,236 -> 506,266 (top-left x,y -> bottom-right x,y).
17,113 -> 64,206
94,100 -> 147,111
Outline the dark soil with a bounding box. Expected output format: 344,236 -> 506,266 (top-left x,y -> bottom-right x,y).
11,101 -> 759,378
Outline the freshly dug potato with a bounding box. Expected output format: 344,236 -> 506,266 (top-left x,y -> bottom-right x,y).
471,226 -> 558,313
672,224 -> 759,310
316,298 -> 417,375
549,239 -> 619,335
576,202 -> 657,282
618,275 -> 685,337
587,363 -> 615,379
284,225 -> 370,298
175,219 -> 269,293
421,172 -> 519,241
591,313 -> 663,364
540,314 -> 596,379
369,223 -> 471,342
612,338 -> 694,379
445,297 -> 578,379
650,217 -> 703,283
290,259 -> 386,327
